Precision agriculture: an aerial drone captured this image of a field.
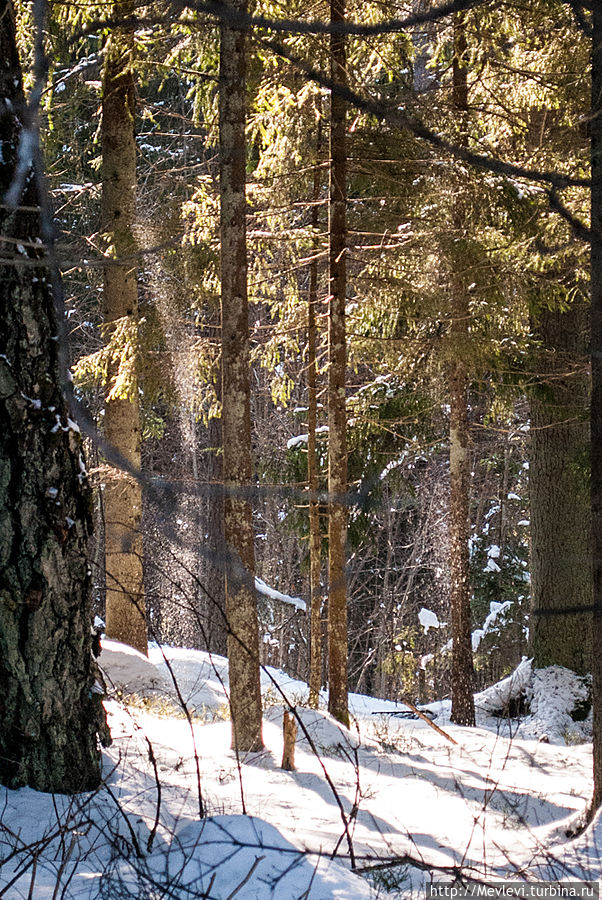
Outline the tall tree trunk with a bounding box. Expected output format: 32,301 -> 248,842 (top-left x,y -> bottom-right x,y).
590,0 -> 602,815
0,0 -> 104,791
201,411 -> 228,655
219,0 -> 263,752
529,301 -> 591,675
327,0 -> 350,727
308,119 -> 323,709
101,2 -> 146,654
449,12 -> 475,727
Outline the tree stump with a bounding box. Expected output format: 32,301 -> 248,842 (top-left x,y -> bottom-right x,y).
281,710 -> 298,771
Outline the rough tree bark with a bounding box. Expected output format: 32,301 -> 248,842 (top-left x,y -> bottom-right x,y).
308,118 -> 323,709
591,0 -> 602,815
0,0 -> 104,792
327,0 -> 350,728
449,12 -> 475,727
101,1 -> 146,654
201,412 -> 228,656
529,301 -> 591,675
219,0 -> 264,752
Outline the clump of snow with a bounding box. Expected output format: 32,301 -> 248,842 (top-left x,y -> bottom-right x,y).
471,631 -> 483,652
472,600 -> 513,652
255,576 -> 306,612
483,545 -> 504,574
418,607 -> 446,633
287,433 -> 308,450
517,665 -> 592,745
472,659 -> 592,747
287,425 -> 329,450
99,640 -> 172,695
475,657 -> 533,715
379,455 -> 406,480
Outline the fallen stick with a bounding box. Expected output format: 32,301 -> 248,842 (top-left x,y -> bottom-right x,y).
353,851 -> 482,880
372,698 -> 458,745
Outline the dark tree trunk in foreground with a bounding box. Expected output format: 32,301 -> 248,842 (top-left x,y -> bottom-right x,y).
529,302 -> 591,675
449,12 -> 475,727
590,1 -> 602,815
219,0 -> 263,752
0,0 -> 103,792
327,0 -> 350,728
101,2 -> 146,654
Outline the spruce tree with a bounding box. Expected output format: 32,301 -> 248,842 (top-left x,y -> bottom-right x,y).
101,0 -> 146,654
308,118 -> 324,709
327,0 -> 350,728
219,0 -> 264,752
590,0 -> 602,816
448,10 -> 475,727
529,299 -> 591,675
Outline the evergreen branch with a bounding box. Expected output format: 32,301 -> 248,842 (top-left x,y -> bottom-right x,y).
564,0 -> 593,36
547,188 -> 592,243
77,0 -> 590,40
256,34 -> 590,193
74,2 -> 591,197
175,0 -> 488,37
78,0 -> 490,40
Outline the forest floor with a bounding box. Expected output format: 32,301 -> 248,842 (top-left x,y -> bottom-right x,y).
1,643 -> 600,899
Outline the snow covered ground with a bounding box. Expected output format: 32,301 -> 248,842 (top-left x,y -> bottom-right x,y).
1,643 -> 600,899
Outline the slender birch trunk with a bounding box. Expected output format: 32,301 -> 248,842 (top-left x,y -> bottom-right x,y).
101,1 -> 146,654
219,0 -> 263,752
327,0 -> 350,727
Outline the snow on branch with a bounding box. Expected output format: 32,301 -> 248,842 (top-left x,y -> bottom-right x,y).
418,607 -> 447,634
255,577 -> 306,612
